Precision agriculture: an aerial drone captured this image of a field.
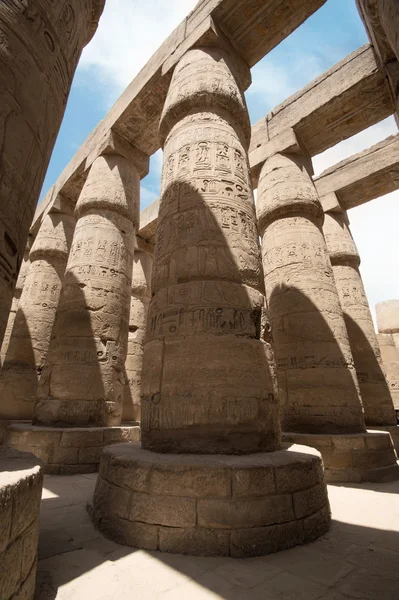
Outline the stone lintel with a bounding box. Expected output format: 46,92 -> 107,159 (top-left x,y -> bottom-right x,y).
250,128 -> 313,188
138,198 -> 160,242
314,134 -> 399,210
356,0 -> 398,65
85,130 -> 150,179
250,45 -> 393,160
33,0 -> 327,229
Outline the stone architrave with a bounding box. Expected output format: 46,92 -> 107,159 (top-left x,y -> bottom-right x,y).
1,249 -> 30,362
91,46 -> 331,558
323,210 -> 397,427
0,208 -> 75,420
33,154 -> 140,428
256,143 -> 399,483
123,250 -> 153,423
0,0 -> 105,348
257,150 -> 365,434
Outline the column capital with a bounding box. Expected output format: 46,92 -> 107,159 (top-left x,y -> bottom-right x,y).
85,130 -> 150,179
249,128 -> 313,189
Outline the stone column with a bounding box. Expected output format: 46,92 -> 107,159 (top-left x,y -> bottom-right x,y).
376,300 -> 399,349
122,249 -> 153,423
33,153 -> 139,428
0,0 -> 105,347
323,210 -> 397,427
256,139 -> 398,483
1,249 -> 30,362
0,206 -> 75,420
377,333 -> 399,416
91,46 -> 330,557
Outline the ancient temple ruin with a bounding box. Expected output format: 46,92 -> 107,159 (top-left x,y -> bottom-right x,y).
1,0 -> 399,597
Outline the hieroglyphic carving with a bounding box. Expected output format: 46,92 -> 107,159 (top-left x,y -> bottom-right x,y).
0,211 -> 75,419
34,154 -> 139,428
0,0 -> 104,346
323,212 -> 397,427
257,152 -> 366,435
141,47 -> 279,455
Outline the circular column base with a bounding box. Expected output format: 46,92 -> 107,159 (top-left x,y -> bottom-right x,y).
282,431 -> 399,483
90,442 -> 331,558
4,423 -> 140,475
0,447 -> 43,600
367,426 -> 399,456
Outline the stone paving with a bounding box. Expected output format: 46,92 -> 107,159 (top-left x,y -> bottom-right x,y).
35,473 -> 399,599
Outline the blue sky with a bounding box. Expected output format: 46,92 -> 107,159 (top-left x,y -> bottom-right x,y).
40,0 -> 399,320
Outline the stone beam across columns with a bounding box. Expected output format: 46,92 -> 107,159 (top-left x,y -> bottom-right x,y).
31,0 -> 328,228
314,134 -> 399,211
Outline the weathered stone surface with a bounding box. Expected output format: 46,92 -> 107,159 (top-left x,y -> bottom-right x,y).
315,135 -> 399,210
0,207 -> 75,420
141,46 -> 279,454
34,154 -> 140,427
123,250 -> 153,422
1,250 -> 30,362
257,149 -> 365,434
91,443 -> 330,557
249,45 -> 393,162
357,0 -> 399,64
376,300 -> 399,335
283,432 -> 399,483
323,211 -> 397,426
4,423 -> 140,474
0,447 -> 43,600
377,333 -> 399,411
0,0 -> 105,348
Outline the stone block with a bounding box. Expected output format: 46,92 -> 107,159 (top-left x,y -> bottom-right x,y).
322,451 -> 352,470
49,447 -> 79,465
21,518 -> 39,581
0,487 -> 12,553
230,520 -> 305,558
365,432 -> 393,450
11,559 -> 37,600
275,459 -> 317,493
293,483 -> 328,519
11,473 -> 42,539
303,505 -> 331,542
333,435 -> 367,451
312,458 -> 325,483
93,476 -> 132,520
0,536 -> 23,599
130,492 -> 196,527
58,464 -> 98,475
60,428 -> 104,448
151,465 -> 231,498
159,527 -> 230,557
103,426 -> 140,443
232,466 -> 275,497
197,495 -> 295,529
325,468 -> 361,484
44,465 -> 61,475
78,447 -> 104,464
351,448 -> 396,469
98,517 -> 159,550
104,455 -> 151,493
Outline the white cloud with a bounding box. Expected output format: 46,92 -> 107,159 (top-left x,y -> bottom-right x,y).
313,116 -> 399,327
79,0 -> 198,105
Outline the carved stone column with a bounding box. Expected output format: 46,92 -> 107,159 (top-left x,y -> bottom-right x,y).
34,154 -> 139,428
376,300 -> 399,349
0,206 -> 75,420
323,210 -> 397,427
377,333 -> 399,417
91,46 -> 330,557
123,249 -> 153,423
256,140 -> 398,483
1,249 -> 30,362
0,0 -> 105,347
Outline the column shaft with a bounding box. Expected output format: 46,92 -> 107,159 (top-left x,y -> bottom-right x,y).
0,0 -> 104,346
141,47 -> 280,454
1,250 -> 30,362
34,154 -> 140,427
323,211 -> 396,426
0,210 -> 75,419
123,250 -> 153,423
378,333 -> 399,414
257,152 -> 365,434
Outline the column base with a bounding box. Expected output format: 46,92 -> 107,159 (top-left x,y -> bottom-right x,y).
4,423 -> 140,475
282,431 -> 399,483
0,447 -> 43,600
89,442 -> 331,558
367,426 -> 399,455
